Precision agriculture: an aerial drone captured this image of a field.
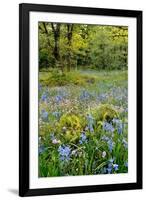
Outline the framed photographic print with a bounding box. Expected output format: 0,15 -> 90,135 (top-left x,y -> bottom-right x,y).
19,3 -> 143,197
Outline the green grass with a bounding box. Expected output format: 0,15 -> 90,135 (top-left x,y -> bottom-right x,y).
38,69 -> 128,177
39,69 -> 127,87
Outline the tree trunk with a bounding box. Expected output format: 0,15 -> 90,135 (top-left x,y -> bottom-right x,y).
67,24 -> 74,71
51,23 -> 63,72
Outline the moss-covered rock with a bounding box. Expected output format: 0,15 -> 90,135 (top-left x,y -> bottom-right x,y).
58,114 -> 84,142
92,104 -> 118,122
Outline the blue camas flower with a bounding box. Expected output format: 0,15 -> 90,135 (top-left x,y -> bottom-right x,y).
41,92 -> 48,102
103,122 -> 114,133
87,114 -> 94,132
39,145 -> 47,154
41,109 -> 49,121
79,132 -> 87,144
117,123 -> 123,134
107,139 -> 115,152
107,163 -> 112,174
80,90 -> 90,100
106,159 -> 119,173
87,114 -> 94,124
125,161 -> 128,168
50,133 -> 55,140
88,124 -> 94,132
58,145 -> 71,161
55,95 -> 63,103
109,157 -> 114,163
113,164 -> 119,171
52,111 -> 60,119
112,118 -> 120,124
38,83 -> 42,91
101,135 -> 109,142
125,107 -> 128,113
122,139 -> 128,149
112,118 -> 123,134
98,93 -> 107,101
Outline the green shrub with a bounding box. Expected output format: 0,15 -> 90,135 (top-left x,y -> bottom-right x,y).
39,70 -> 96,87
92,104 -> 118,122
58,113 -> 85,142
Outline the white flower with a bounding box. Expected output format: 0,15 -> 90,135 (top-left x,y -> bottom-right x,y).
52,139 -> 60,144
71,150 -> 77,156
102,151 -> 106,158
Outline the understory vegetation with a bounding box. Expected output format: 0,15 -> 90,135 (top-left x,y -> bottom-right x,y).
39,70 -> 128,176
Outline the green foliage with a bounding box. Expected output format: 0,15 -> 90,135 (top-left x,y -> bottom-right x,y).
88,26 -> 128,70
59,114 -> 84,142
39,22 -> 128,71
39,69 -> 96,86
92,104 -> 118,122
48,70 -> 69,86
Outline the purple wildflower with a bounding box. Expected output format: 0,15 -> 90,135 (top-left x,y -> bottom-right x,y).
55,95 -> 63,103
41,109 -> 48,121
103,122 -> 114,133
58,145 -> 71,161
113,164 -> 119,171
79,132 -> 87,144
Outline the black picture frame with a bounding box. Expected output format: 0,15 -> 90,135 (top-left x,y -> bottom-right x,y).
19,3 -> 143,197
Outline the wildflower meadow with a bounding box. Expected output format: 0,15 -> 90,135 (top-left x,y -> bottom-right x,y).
38,22 -> 128,177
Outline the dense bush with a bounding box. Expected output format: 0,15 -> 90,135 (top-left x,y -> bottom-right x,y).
92,104 -> 118,122
39,69 -> 96,87
39,23 -> 128,71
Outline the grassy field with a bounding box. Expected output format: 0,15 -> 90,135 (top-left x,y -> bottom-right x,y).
38,69 -> 128,177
